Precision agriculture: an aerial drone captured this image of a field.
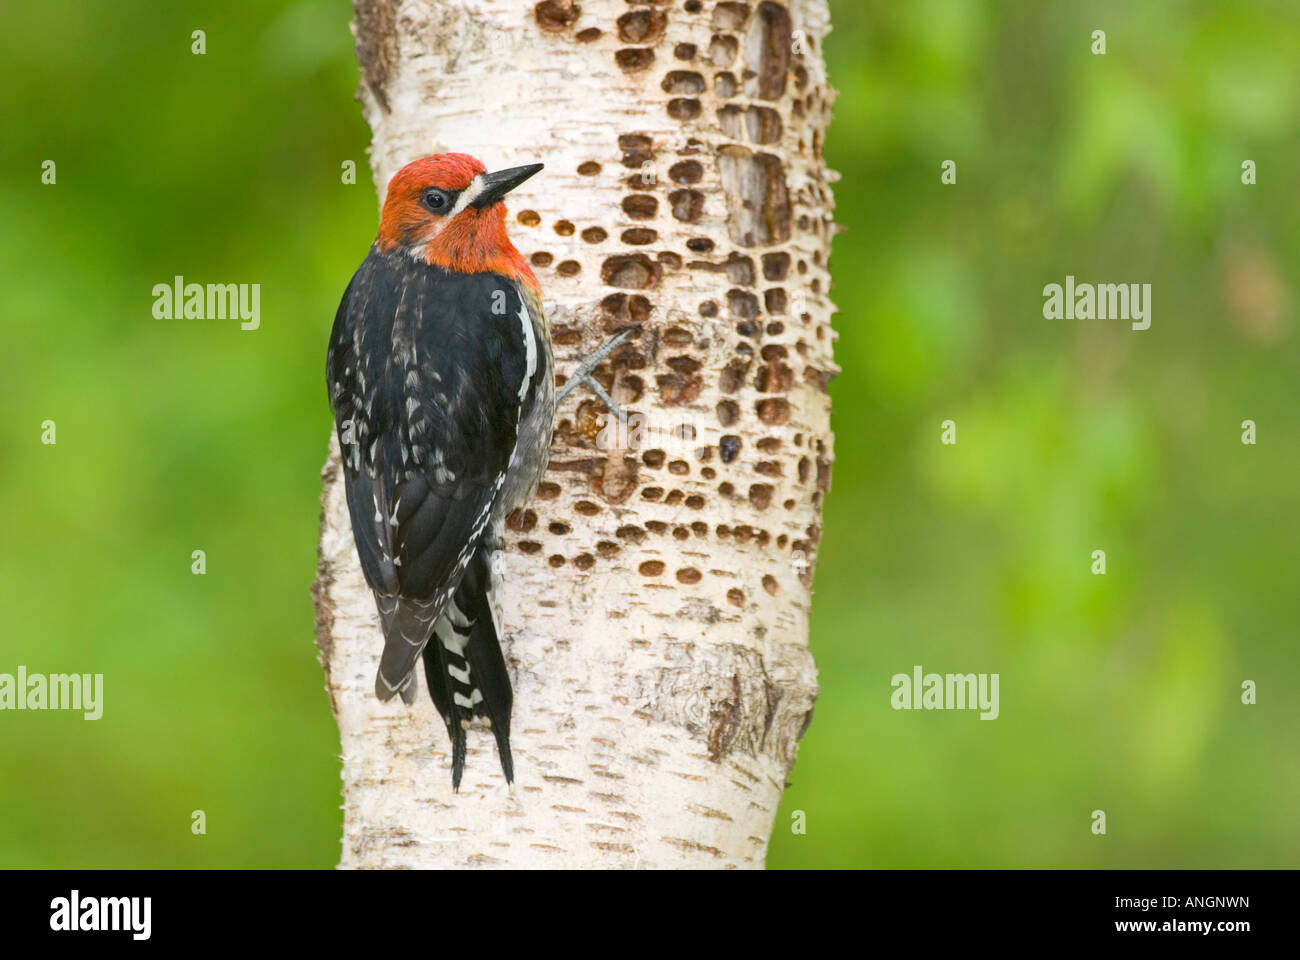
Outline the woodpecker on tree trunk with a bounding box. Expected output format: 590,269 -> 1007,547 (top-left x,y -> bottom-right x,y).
326,153 -> 559,790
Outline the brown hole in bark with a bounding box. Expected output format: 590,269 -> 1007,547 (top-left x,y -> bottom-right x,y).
691,521 -> 708,536
663,490 -> 685,506
668,189 -> 704,221
762,574 -> 779,596
619,133 -> 652,150
756,397 -> 791,424
639,560 -> 666,577
716,148 -> 790,247
715,72 -> 738,97
685,494 -> 706,509
642,487 -> 664,501
756,529 -> 771,546
616,524 -> 645,544
804,365 -> 835,393
548,521 -> 571,535
506,508 -> 538,532
551,324 -> 581,346
642,449 -> 666,468
574,499 -> 601,515
596,541 -> 619,558
686,237 -> 714,252
712,2 -> 750,30
764,288 -> 787,314
656,371 -> 703,405
699,300 -> 719,317
577,161 -> 602,176
797,456 -> 810,483
727,289 -> 760,318
534,0 -> 581,33
701,466 -> 716,479
766,321 -> 784,335
756,436 -> 782,453
672,526 -> 690,541
793,64 -> 809,90
621,227 -> 658,245
663,326 -> 693,347
627,295 -> 652,323
530,252 -> 554,267
761,252 -> 790,280
536,481 -> 561,499
746,106 -> 783,143
719,435 -> 741,463
749,484 -> 774,510
573,554 -> 596,571
618,375 -> 645,402
797,259 -> 807,273
719,359 -> 751,393
674,42 -> 697,60
517,210 -> 542,226
777,534 -> 788,548
716,399 -> 740,426
556,260 -> 581,277
726,254 -> 755,285
553,220 -> 575,236
519,540 -> 543,554
548,554 -> 565,567
755,461 -> 782,477
662,71 -> 706,95
717,524 -> 732,537
684,0 -> 703,12
668,460 -> 689,475
622,194 -> 658,219
666,356 -> 701,374
582,226 -> 608,243
646,520 -> 669,535
658,251 -> 683,269
667,98 -> 702,120
576,27 -> 602,42
669,160 -> 703,184
736,321 -> 759,338
727,588 -> 745,607
732,525 -> 754,543
816,457 -> 832,493
617,9 -> 666,43
697,445 -> 713,462
746,2 -> 792,100
709,34 -> 739,67
616,48 -> 655,71
601,254 -> 661,289
760,343 -> 788,361
676,567 -> 703,584
756,361 -> 793,392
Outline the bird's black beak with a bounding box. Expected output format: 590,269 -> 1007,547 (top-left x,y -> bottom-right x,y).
471,163 -> 544,209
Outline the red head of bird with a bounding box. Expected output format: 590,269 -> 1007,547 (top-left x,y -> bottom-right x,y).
376,153 -> 542,295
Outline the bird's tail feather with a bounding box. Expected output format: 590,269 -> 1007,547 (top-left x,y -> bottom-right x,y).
421,546 -> 514,789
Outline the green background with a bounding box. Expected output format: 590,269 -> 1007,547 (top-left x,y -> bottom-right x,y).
1,0 -> 1296,868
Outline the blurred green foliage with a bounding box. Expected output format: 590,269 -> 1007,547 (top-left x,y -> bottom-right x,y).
1,0 -> 1296,869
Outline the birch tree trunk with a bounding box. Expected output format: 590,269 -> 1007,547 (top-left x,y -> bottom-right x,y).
314,0 -> 837,869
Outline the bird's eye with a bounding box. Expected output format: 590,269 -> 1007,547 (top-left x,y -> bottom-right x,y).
421,189 -> 449,211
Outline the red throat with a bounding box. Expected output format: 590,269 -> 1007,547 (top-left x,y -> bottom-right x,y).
374,154 -> 540,297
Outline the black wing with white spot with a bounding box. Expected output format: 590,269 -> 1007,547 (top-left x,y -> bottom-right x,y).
326,247 -> 535,703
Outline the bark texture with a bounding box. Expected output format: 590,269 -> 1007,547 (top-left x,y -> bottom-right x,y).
314,0 -> 837,869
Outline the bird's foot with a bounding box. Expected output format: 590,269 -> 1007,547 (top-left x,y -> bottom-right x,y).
555,329 -> 632,419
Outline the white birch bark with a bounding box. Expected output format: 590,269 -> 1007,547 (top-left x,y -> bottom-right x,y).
314,0 -> 837,869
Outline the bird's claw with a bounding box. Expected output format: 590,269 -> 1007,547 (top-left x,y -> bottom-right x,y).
555,329 -> 632,419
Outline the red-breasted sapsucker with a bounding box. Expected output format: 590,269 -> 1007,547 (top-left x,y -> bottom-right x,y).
326,154 -> 553,790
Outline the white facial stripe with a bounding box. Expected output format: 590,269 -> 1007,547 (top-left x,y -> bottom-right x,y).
450,174 -> 486,217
